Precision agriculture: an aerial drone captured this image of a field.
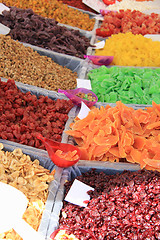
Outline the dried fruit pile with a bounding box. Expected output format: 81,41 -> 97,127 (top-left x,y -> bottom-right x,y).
96,10 -> 160,37
0,144 -> 55,240
66,101 -> 160,171
1,0 -> 95,31
0,7 -> 91,58
0,79 -> 73,148
95,32 -> 160,67
60,169 -> 160,239
88,66 -> 160,104
0,35 -> 77,91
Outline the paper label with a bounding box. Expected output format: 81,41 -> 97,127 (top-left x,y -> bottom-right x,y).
65,179 -> 94,207
77,79 -> 92,90
77,101 -> 90,119
0,23 -> 10,35
144,34 -> 160,42
82,0 -> 106,13
0,3 -> 10,15
93,40 -> 105,49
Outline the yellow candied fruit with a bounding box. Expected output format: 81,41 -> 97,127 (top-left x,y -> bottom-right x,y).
95,32 -> 160,67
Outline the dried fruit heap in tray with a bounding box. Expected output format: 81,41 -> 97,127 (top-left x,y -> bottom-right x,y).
95,32 -> 160,67
1,0 -> 95,31
0,35 -> 77,91
88,66 -> 160,104
96,10 -> 160,37
0,7 -> 91,58
60,169 -> 160,239
0,79 -> 73,149
66,101 -> 160,171
0,143 -> 55,240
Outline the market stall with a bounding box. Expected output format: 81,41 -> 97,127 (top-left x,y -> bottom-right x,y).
0,0 -> 160,239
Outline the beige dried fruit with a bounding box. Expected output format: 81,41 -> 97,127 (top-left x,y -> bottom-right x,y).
0,35 -> 77,91
0,145 -> 55,239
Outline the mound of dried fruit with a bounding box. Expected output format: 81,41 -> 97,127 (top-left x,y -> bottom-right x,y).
0,35 -> 77,91
88,66 -> 160,104
0,79 -> 73,148
59,169 -> 160,239
96,10 -> 160,37
66,101 -> 160,171
0,7 -> 91,58
95,32 -> 160,67
1,0 -> 95,31
0,143 -> 55,240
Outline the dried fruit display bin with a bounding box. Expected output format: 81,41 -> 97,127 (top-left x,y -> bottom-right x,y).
64,101 -> 160,173
0,78 -> 77,153
21,30 -> 94,62
21,42 -> 90,84
0,5 -> 97,59
0,141 -> 61,240
80,62 -> 160,105
46,163 -> 141,238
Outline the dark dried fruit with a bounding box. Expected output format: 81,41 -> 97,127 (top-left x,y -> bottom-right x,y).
0,6 -> 91,58
59,169 -> 160,239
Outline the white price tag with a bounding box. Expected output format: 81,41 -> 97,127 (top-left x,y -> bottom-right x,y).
0,23 -> 10,35
77,79 -> 92,90
77,101 -> 90,119
93,40 -> 105,49
82,0 -> 107,13
144,34 -> 160,42
0,3 -> 10,15
65,179 -> 94,207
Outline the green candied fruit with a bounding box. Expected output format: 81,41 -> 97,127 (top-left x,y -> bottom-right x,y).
154,68 -> 160,74
134,75 -> 142,86
105,86 -> 114,94
101,79 -> 114,88
156,79 -> 160,88
100,65 -> 111,73
152,93 -> 160,103
131,67 -> 144,75
104,94 -> 110,102
96,74 -> 110,81
142,71 -> 153,79
141,79 -> 151,89
88,66 -> 160,104
149,85 -> 159,94
116,73 -> 125,82
99,87 -> 106,95
91,82 -> 98,89
120,78 -> 133,91
128,89 -> 134,98
99,95 -> 105,102
119,95 -> 131,104
133,83 -> 143,96
109,92 -> 117,102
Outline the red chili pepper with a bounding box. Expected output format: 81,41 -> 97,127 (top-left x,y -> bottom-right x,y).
102,0 -> 116,5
